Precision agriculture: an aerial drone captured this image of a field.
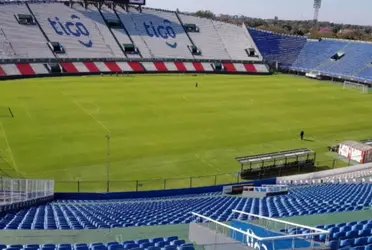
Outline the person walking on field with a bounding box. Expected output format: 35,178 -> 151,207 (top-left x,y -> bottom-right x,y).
300,130 -> 304,140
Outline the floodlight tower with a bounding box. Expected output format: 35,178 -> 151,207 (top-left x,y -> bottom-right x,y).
313,0 -> 322,22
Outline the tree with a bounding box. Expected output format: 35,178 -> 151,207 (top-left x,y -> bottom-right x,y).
195,10 -> 215,19
190,9 -> 372,42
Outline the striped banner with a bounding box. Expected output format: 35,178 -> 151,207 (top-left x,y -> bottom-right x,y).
0,61 -> 269,77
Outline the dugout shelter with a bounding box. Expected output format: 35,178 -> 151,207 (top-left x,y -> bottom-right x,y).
236,149 -> 316,179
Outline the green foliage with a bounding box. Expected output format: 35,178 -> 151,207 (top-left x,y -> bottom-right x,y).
192,9 -> 372,41
0,75 -> 371,191
194,10 -> 215,19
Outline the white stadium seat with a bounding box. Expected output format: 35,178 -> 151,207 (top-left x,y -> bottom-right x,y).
29,2 -> 120,58
0,3 -> 53,59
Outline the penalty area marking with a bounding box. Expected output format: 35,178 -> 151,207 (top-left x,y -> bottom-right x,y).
73,100 -> 110,133
194,153 -> 222,173
182,95 -> 189,102
0,121 -> 18,171
60,90 -> 110,134
20,100 -> 33,119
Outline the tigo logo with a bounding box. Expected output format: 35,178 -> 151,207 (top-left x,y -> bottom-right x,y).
143,19 -> 177,48
48,15 -> 93,48
246,229 -> 269,250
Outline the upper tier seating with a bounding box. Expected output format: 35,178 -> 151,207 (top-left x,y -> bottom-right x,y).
99,6 -> 141,59
290,39 -> 372,81
74,5 -> 124,57
358,66 -> 372,81
115,7 -> 153,58
178,14 -> 231,60
0,3 -> 53,59
116,7 -> 194,59
0,3 -> 268,61
302,41 -> 372,79
248,28 -> 306,67
2,184 -> 371,230
139,8 -> 194,59
29,2 -> 123,58
249,27 -> 372,81
290,39 -> 346,71
213,21 -> 262,61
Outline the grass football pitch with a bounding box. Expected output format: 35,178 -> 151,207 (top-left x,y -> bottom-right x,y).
0,74 -> 371,192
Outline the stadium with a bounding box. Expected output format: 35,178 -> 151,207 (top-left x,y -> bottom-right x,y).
0,0 -> 372,249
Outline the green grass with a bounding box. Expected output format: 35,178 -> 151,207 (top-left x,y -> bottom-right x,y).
0,74 -> 371,192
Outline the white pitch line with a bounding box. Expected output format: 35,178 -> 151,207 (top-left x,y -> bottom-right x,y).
60,90 -> 110,133
73,99 -> 110,133
93,103 -> 101,113
0,121 -> 18,171
20,100 -> 33,119
195,153 -> 222,173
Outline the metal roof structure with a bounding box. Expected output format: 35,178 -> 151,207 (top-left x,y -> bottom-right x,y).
235,148 -> 314,165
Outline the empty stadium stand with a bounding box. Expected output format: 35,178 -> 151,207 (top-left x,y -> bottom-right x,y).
248,27 -> 372,81
282,220 -> 372,250
0,3 -> 53,59
213,21 -> 262,61
99,6 -> 141,58
178,14 -> 231,60
29,2 -> 122,58
138,8 -> 194,59
248,27 -> 306,67
0,236 -> 194,250
0,1 -> 267,69
2,183 -> 371,230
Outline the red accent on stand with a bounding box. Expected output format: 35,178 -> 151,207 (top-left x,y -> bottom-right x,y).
192,62 -> 204,71
83,62 -> 100,72
174,62 -> 187,71
104,62 -> 121,72
128,61 -> 144,72
16,63 -> 35,75
222,62 -> 237,72
243,64 -> 257,73
60,62 -> 78,73
153,61 -> 168,71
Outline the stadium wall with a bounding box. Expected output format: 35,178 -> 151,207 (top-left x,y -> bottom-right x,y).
0,61 -> 270,80
55,178 -> 276,200
277,162 -> 372,183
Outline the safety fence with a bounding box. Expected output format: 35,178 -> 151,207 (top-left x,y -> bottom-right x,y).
54,159 -> 351,193
0,178 -> 54,205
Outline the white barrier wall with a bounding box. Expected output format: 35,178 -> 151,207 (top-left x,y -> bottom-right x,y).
277,162 -> 372,183
0,178 -> 54,205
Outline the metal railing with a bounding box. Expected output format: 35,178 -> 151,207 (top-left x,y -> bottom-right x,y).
0,178 -> 54,205
54,159 -> 352,192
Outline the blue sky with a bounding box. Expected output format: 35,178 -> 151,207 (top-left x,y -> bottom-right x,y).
146,0 -> 372,26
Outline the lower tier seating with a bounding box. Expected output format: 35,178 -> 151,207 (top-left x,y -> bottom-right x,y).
0,236 -> 194,250
1,184 -> 371,230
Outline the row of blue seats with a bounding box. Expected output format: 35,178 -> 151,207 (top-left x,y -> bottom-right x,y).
328,238 -> 372,250
0,236 -> 194,250
1,184 -> 370,230
55,192 -> 221,203
249,28 -> 372,81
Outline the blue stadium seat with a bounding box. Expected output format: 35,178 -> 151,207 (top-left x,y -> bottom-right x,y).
328,240 -> 339,250
340,239 -> 354,248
